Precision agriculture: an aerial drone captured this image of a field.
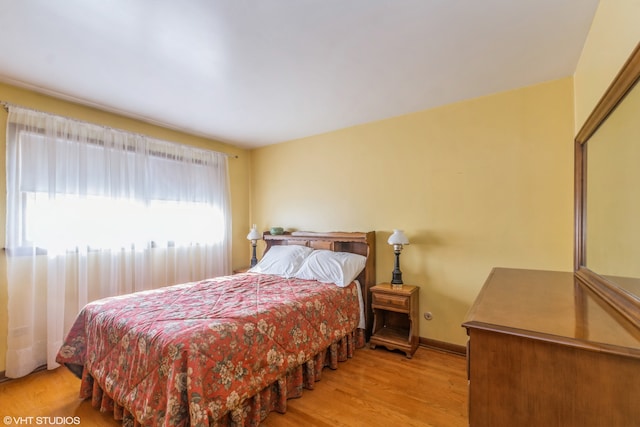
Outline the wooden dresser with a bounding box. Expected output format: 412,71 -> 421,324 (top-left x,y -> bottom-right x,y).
463,268 -> 640,427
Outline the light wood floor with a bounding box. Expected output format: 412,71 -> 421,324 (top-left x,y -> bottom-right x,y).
0,346 -> 467,426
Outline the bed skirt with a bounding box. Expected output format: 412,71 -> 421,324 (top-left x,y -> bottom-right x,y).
78,327 -> 365,426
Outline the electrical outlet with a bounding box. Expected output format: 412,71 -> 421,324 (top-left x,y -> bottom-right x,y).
423,311 -> 433,320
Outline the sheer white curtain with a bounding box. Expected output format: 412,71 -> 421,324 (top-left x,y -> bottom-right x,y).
5,106 -> 231,378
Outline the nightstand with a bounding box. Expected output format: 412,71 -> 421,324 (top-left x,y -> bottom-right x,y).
233,267 -> 250,274
369,283 -> 419,358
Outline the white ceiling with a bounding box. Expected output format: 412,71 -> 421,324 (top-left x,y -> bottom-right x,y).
0,0 -> 599,148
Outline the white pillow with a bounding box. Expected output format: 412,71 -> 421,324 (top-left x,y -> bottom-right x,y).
248,245 -> 314,277
294,250 -> 367,287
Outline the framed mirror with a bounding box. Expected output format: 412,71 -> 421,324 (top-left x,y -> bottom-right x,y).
575,42 -> 640,326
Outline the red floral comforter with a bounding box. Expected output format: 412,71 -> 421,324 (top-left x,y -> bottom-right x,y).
56,272 -> 361,426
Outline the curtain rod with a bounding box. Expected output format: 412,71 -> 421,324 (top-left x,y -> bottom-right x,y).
0,100 -> 239,159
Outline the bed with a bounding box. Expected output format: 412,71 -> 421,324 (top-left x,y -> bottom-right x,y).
56,231 -> 376,426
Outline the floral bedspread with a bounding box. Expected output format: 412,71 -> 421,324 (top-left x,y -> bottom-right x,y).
56,272 -> 361,426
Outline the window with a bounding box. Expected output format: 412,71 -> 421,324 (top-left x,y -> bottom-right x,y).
7,120 -> 230,256
24,193 -> 225,253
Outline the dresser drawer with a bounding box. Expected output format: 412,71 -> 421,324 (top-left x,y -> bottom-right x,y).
372,292 -> 410,311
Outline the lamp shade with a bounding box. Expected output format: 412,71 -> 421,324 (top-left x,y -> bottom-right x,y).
387,229 -> 409,246
247,225 -> 261,241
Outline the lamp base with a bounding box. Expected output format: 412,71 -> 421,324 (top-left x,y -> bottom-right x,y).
391,276 -> 403,288
391,250 -> 403,286
250,243 -> 258,267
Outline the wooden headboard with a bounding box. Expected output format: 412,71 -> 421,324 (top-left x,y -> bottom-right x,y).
263,231 -> 376,337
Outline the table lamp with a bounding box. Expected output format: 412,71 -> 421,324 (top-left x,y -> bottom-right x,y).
388,229 -> 409,286
246,224 -> 261,267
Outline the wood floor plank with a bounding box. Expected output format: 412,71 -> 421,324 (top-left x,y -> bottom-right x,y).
0,346 -> 467,426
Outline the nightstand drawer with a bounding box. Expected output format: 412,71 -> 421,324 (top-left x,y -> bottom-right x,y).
372,292 -> 409,311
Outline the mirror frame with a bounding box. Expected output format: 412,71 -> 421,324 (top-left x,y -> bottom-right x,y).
575,42 -> 640,326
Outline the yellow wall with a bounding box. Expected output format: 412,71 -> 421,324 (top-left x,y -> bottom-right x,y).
574,0 -> 640,129
251,78 -> 575,346
0,83 -> 252,372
